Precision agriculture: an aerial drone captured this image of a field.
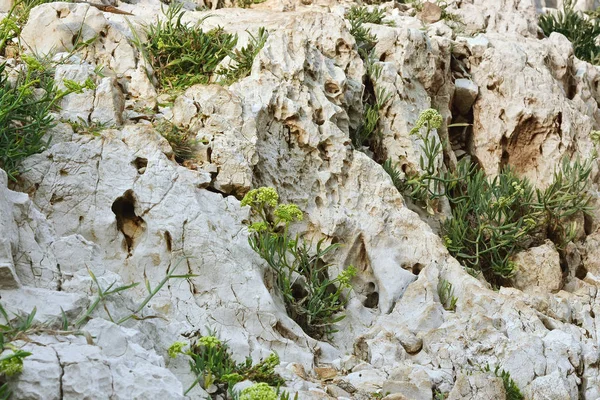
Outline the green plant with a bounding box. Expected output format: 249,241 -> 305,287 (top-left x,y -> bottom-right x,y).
69,118 -> 112,136
168,334 -> 285,397
437,279 -> 457,311
75,258 -> 195,328
156,120 -> 204,163
237,0 -> 266,8
390,109 -> 595,284
433,389 -> 447,400
539,0 -> 600,64
0,0 -> 57,55
0,303 -> 34,399
0,10 -> 100,181
346,6 -> 387,56
241,187 -> 356,339
218,27 -> 268,84
0,63 -> 57,180
384,109 -> 449,213
240,383 -> 277,400
443,156 -> 593,283
139,3 -> 237,90
351,56 -> 391,149
484,365 -> 523,400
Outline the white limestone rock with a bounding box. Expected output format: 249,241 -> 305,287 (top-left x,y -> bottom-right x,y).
447,372 -> 505,400
510,241 -> 563,294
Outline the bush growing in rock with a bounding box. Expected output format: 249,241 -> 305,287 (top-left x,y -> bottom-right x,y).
168,335 -> 286,398
138,4 -> 268,90
138,3 -> 237,90
218,27 -> 268,85
539,0 -> 600,64
241,187 -> 356,339
386,109 -> 595,285
0,63 -> 57,180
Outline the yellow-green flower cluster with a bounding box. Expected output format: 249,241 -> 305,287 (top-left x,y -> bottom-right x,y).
249,221 -> 269,233
337,265 -> 357,287
409,108 -> 443,135
0,355 -> 24,377
443,235 -> 453,247
240,383 -> 277,400
274,204 -> 303,223
167,341 -> 187,358
222,373 -> 244,385
242,187 -> 279,208
198,336 -> 221,348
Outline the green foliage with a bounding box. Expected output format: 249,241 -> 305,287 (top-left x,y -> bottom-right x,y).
156,120 -> 204,163
437,279 -> 457,311
0,303 -> 34,399
141,3 -> 237,90
0,13 -> 100,181
351,57 -> 391,149
75,258 -> 195,328
0,62 -> 58,180
0,0 -> 56,55
240,383 -> 277,400
539,0 -> 600,64
168,334 -> 285,397
384,108 -> 447,213
218,27 -> 268,85
389,109 -> 595,284
237,0 -> 266,9
346,6 -> 387,56
242,187 -> 356,339
69,118 -> 112,136
484,365 -> 523,400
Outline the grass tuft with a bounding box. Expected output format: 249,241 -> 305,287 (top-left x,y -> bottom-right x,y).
140,3 -> 237,90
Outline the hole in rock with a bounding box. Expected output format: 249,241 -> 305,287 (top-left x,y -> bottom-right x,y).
363,291 -> 379,309
164,231 -> 172,252
412,263 -> 424,275
111,190 -> 146,255
576,264 -> 588,280
133,157 -> 148,174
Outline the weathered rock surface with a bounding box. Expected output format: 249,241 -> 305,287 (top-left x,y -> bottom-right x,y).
4,0 -> 600,399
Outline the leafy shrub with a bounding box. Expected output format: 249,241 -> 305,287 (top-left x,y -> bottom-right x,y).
0,303 -> 33,399
539,0 -> 600,64
386,109 -> 595,284
140,3 -> 237,90
0,0 -> 56,55
351,56 -> 391,149
0,63 -> 58,180
168,335 -> 285,397
218,27 -> 268,85
155,120 -> 202,163
241,187 -> 356,339
346,6 -> 386,56
484,365 -> 523,400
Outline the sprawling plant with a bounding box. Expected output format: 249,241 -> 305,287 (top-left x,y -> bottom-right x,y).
539,0 -> 600,64
168,334 -> 286,398
346,6 -> 386,56
0,302 -> 35,399
385,109 -> 595,284
140,3 -> 237,90
241,188 -> 356,339
0,63 -> 58,180
218,27 -> 268,85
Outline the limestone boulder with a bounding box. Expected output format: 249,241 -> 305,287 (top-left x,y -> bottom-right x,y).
510,241 -> 563,294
